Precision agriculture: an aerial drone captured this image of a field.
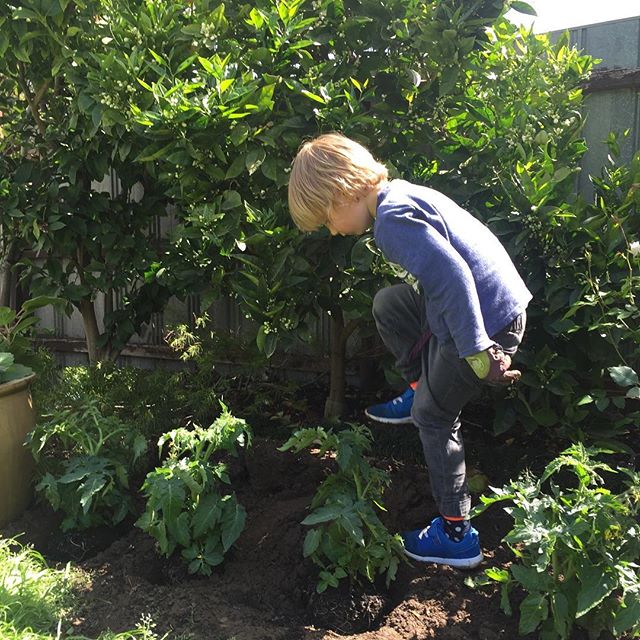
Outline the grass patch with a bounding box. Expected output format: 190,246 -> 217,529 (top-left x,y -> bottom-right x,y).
0,536 -> 71,637
0,536 -> 165,640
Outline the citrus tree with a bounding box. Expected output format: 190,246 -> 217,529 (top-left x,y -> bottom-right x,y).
121,0 -> 542,416
6,0 -> 632,437
0,0 -> 189,361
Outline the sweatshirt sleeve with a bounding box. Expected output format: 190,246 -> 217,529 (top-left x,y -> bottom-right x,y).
376,206 -> 493,358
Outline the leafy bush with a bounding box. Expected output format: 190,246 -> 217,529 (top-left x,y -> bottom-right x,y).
0,297 -> 61,383
1,0 -> 602,427
27,398 -> 147,531
280,425 -> 404,593
136,406 -> 251,575
33,361 -> 222,442
472,444 -> 640,639
489,131 -> 640,442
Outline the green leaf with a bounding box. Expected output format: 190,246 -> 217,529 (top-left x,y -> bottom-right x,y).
137,78 -> 153,91
261,157 -> 278,182
302,504 -> 344,525
192,493 -> 222,539
79,474 -> 108,513
553,167 -> 572,182
221,498 -> 246,551
0,352 -> 15,371
221,190 -> 242,211
613,592 -> 640,635
203,547 -> 224,568
485,567 -> 509,583
256,325 -> 277,358
511,564 -> 551,591
510,1 -> 537,15
301,89 -> 326,104
132,434 -> 147,462
198,56 -> 215,74
550,592 -> 570,638
225,154 -> 245,179
519,593 -> 548,634
303,528 -> 322,557
171,511 -> 191,548
245,148 -> 266,175
608,366 -> 638,387
439,67 -> 459,96
576,562 -> 617,617
135,142 -> 175,162
0,363 -> 33,383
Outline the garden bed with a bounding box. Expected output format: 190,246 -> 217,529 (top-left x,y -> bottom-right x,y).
3,423 -> 610,640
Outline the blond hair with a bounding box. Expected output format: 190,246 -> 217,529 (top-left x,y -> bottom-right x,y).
288,133 -> 388,231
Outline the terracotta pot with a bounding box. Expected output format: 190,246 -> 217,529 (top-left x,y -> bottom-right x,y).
0,373 -> 36,527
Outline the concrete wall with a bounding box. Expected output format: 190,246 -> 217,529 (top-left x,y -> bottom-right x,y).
552,16 -> 640,196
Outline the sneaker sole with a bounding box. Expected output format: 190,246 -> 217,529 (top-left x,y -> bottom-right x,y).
403,549 -> 484,569
364,410 -> 414,425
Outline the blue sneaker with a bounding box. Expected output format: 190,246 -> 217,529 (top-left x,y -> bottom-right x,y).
364,387 -> 414,424
401,516 -> 483,569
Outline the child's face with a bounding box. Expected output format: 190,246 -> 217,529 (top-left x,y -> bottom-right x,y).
326,196 -> 373,236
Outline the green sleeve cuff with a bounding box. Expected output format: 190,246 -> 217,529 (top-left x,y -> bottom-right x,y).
465,351 -> 489,378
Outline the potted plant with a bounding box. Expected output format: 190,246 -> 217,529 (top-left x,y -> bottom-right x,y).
0,297 -> 59,526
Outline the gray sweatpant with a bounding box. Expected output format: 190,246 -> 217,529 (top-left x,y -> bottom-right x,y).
372,283 -> 526,518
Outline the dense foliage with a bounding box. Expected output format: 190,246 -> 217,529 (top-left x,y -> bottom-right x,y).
1,0 -> 638,435
473,444 -> 640,638
0,0 -> 576,416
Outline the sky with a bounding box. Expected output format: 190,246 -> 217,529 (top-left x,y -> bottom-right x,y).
506,0 -> 640,33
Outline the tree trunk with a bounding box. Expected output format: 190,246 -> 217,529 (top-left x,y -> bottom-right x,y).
78,298 -> 122,364
0,240 -> 14,308
324,311 -> 362,420
324,311 -> 346,419
79,298 -> 102,364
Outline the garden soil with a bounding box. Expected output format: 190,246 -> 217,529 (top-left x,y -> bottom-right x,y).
4,431 -> 612,640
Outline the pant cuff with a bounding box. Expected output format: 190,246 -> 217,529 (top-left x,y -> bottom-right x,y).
439,497 -> 471,519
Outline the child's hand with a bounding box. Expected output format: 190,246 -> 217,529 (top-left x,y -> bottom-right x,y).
465,347 -> 521,385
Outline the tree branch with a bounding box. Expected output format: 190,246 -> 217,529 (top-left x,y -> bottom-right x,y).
16,62 -> 48,138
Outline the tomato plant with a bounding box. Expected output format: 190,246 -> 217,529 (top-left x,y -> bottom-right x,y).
280,425 -> 405,592
471,443 -> 640,639
28,398 -> 147,530
136,406 -> 251,575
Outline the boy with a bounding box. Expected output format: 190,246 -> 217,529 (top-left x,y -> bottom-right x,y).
288,133 -> 531,569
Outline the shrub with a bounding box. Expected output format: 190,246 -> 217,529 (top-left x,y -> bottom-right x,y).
27,398 -> 147,531
280,425 -> 404,592
472,443 -> 640,638
136,406 -> 251,575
